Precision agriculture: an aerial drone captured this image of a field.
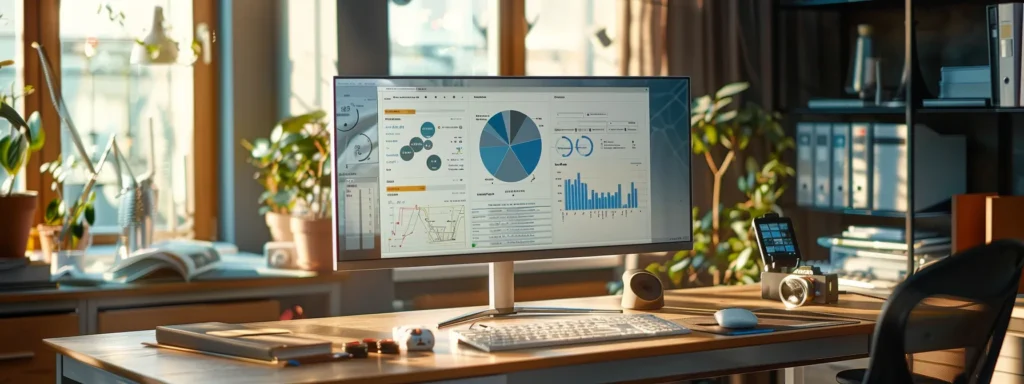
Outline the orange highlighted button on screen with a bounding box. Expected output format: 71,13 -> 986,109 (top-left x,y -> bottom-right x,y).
385,109 -> 416,115
386,185 -> 426,192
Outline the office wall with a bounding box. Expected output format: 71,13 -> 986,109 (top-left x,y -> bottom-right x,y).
218,0 -> 281,251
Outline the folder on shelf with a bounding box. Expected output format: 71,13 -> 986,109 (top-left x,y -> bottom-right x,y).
850,123 -> 872,210
831,123 -> 852,209
796,123 -> 815,207
997,3 -> 1022,107
953,193 -> 996,254
989,5 -> 1001,106
814,123 -> 832,208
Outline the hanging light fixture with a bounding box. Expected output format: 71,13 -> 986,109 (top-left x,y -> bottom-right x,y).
130,6 -> 179,65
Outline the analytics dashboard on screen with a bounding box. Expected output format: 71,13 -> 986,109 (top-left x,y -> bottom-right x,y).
334,78 -> 691,262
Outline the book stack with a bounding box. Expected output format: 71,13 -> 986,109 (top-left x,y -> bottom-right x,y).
0,258 -> 55,290
926,66 -> 991,108
817,226 -> 950,285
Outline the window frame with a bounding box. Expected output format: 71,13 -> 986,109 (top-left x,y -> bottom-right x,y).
24,0 -> 219,242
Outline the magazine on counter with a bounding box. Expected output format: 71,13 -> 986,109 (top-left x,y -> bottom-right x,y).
104,241 -> 222,283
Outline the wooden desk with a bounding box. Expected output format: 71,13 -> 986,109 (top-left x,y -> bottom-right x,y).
45,285 -> 994,384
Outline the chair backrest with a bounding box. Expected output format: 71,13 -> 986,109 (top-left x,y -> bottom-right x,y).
861,239 -> 1024,384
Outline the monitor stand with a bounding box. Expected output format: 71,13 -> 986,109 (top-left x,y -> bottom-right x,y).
436,261 -> 623,328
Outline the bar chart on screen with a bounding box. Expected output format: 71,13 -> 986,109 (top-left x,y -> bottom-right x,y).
554,164 -> 649,223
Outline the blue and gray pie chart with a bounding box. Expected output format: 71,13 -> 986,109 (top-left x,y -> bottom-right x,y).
479,110 -> 542,183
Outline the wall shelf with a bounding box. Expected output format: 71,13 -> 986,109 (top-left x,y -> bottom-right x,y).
799,207 -> 950,218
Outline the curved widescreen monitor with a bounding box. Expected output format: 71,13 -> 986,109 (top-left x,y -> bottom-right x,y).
332,77 -> 692,271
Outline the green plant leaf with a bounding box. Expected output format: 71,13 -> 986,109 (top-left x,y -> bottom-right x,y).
0,102 -> 27,131
737,174 -> 748,192
735,247 -> 753,270
703,124 -> 718,146
691,133 -> 705,154
249,138 -> 272,159
0,133 -> 27,174
715,110 -> 738,124
279,110 -> 327,133
690,113 -> 704,127
692,95 -> 711,113
709,97 -> 733,118
720,135 -> 732,149
730,220 -> 748,238
71,222 -> 84,239
84,205 -> 95,225
44,199 -> 62,224
715,82 -> 750,99
26,111 -> 43,151
645,262 -> 662,276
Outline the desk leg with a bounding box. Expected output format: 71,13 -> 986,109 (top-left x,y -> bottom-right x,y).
55,353 -> 62,384
784,366 -> 805,384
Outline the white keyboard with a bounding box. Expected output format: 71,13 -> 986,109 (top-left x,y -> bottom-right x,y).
451,314 -> 690,352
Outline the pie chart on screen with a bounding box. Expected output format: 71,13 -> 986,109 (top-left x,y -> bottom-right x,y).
479,110 -> 542,183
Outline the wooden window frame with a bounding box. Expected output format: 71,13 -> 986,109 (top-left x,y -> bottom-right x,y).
23,0 -> 219,242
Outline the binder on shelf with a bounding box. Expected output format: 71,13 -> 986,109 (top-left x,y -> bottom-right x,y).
796,123 -> 815,207
850,123 -> 872,209
814,123 -> 832,208
871,124 -> 966,212
831,123 -> 852,209
989,5 -> 1001,106
997,3 -> 1022,106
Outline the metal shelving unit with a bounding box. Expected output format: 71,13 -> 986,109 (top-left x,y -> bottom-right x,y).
778,0 -> 1016,278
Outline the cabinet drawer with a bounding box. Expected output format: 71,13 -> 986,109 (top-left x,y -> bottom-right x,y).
0,313 -> 79,384
98,300 -> 280,333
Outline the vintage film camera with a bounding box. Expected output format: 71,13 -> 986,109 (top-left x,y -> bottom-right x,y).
754,214 -> 839,307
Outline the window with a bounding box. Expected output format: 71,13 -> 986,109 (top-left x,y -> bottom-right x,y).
59,0 -> 195,239
525,0 -> 618,76
388,0 -> 495,76
0,0 -> 20,188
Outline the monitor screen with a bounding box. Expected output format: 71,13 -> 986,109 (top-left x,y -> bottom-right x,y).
332,77 -> 691,270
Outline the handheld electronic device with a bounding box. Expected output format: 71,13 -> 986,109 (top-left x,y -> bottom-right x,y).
332,77 -> 693,328
752,213 -> 801,271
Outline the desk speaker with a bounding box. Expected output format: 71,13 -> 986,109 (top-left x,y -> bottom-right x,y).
621,269 -> 664,310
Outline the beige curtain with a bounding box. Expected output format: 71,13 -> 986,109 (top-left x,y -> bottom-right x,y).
618,0 -> 777,105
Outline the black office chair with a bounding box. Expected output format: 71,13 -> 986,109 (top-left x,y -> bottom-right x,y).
836,239 -> 1024,384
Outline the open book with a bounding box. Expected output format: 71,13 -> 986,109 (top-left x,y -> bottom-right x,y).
104,241 -> 223,283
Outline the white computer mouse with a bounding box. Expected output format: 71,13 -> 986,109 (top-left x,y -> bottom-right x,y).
714,308 -> 758,329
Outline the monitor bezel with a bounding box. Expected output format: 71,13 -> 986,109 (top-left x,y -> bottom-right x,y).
331,76 -> 692,272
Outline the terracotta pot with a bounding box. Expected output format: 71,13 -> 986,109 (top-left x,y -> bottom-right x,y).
265,212 -> 294,242
290,216 -> 333,272
0,193 -> 38,258
37,224 -> 91,264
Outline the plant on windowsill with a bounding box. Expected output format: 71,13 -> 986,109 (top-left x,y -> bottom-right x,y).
0,59 -> 43,258
282,110 -> 332,272
241,110 -> 332,271
36,155 -> 97,261
645,82 -> 794,288
242,123 -> 301,242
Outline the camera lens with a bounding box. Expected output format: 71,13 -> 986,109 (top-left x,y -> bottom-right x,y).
779,276 -> 815,308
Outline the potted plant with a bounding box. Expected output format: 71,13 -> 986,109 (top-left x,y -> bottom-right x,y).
36,155 -> 96,261
0,89 -> 43,258
644,82 -> 794,288
281,110 -> 332,271
242,123 -> 301,241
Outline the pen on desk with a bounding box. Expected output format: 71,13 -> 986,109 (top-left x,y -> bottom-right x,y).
285,352 -> 352,367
